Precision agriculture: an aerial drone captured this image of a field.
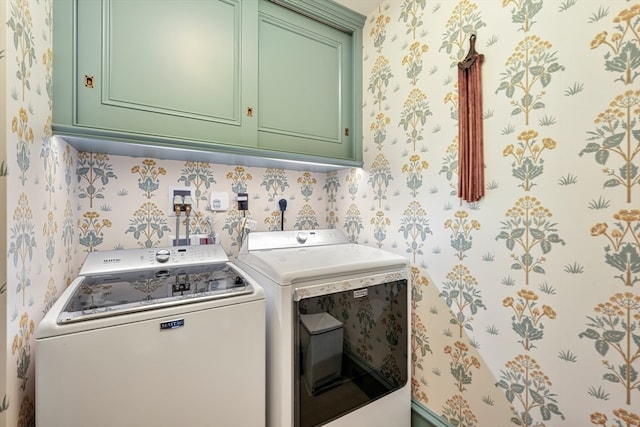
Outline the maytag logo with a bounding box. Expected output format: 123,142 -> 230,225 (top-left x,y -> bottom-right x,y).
160,319 -> 185,330
102,257 -> 121,264
353,288 -> 368,298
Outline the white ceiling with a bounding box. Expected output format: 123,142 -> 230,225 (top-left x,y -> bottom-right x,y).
334,0 -> 379,17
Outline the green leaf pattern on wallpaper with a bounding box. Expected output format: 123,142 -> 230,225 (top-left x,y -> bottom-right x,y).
260,168 -> 289,201
368,153 -> 393,208
583,10 -> 640,424
590,6 -> 640,85
40,134 -> 59,206
502,129 -> 557,191
591,209 -> 640,287
495,354 -> 565,425
495,196 -> 565,285
178,161 -> 216,209
125,159 -> 170,248
77,152 -> 118,208
496,35 -> 565,126
12,107 -> 34,185
439,264 -> 486,338
579,292 -> 640,406
438,1 -> 494,424
581,90 -> 640,204
226,166 -> 253,194
7,0 -> 36,101
8,194 -> 36,306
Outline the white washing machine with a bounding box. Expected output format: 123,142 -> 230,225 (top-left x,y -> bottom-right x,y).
36,244 -> 265,427
236,229 -> 410,427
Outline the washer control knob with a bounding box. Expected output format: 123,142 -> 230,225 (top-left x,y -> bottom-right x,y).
296,231 -> 309,244
155,249 -> 171,263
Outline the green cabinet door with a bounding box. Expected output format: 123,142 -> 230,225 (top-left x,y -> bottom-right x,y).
257,0 -> 358,161
57,0 -> 257,149
53,0 -> 363,167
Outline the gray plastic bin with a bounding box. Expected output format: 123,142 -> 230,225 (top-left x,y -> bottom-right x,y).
300,312 -> 343,394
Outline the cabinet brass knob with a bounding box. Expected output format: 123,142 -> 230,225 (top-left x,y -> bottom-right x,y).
84,75 -> 94,88
247,107 -> 253,117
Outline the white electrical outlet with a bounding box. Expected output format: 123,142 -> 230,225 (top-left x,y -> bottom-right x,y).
209,192 -> 229,211
274,195 -> 289,212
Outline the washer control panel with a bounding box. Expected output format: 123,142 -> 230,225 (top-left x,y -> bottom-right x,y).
245,229 -> 350,251
80,245 -> 229,276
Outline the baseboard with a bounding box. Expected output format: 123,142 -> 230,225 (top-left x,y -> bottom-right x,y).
411,399 -> 450,427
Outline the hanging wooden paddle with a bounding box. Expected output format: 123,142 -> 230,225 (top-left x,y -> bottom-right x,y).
457,34 -> 485,203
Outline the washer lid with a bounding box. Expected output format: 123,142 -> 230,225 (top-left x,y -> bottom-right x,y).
57,263 -> 251,324
238,242 -> 408,286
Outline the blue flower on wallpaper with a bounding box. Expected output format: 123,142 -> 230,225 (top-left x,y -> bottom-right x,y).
131,159 -> 165,199
371,113 -> 392,151
178,161 -> 216,209
125,202 -> 171,248
7,0 -> 36,100
368,153 -> 393,208
398,200 -> 432,263
63,145 -> 74,192
402,154 -> 429,197
343,204 -> 364,242
398,88 -> 432,151
77,152 -> 118,208
324,172 -> 340,211
346,168 -> 362,200
62,200 -> 75,266
222,208 -> 249,248
12,107 -> 34,185
226,166 -> 253,194
43,211 -> 57,272
371,210 -> 390,248
368,56 -> 393,109
8,193 -> 37,305
78,211 -> 112,252
297,172 -> 317,202
40,136 -> 58,205
294,205 -> 320,231
261,168 -> 290,201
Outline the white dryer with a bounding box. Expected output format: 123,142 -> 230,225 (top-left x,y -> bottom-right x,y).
36,245 -> 265,427
236,229 -> 410,427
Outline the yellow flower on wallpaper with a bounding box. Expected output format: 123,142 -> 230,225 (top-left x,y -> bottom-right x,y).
12,312 -> 35,391
589,208 -> 640,286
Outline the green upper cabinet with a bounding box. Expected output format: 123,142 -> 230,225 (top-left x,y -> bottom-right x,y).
53,0 -> 364,167
257,1 -> 355,160
57,0 -> 257,147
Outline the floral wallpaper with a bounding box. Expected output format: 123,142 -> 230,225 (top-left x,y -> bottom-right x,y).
330,1 -> 639,426
2,0 -> 639,426
1,0 -> 8,422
